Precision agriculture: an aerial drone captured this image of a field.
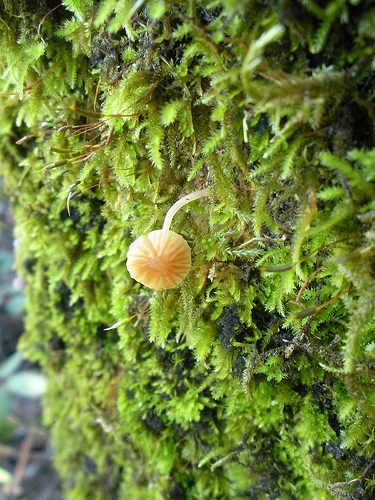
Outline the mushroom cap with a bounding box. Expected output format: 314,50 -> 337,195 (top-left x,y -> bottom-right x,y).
126,229 -> 191,290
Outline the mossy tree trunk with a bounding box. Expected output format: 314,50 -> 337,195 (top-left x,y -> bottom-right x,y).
1,1 -> 375,499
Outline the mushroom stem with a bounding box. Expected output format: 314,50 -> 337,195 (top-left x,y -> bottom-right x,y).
162,188 -> 211,232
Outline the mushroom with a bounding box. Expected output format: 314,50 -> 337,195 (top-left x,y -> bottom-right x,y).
126,188 -> 210,289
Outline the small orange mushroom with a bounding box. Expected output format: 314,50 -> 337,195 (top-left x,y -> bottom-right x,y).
126,188 -> 210,289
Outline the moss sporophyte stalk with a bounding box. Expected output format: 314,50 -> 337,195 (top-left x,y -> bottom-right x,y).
126,188 -> 210,289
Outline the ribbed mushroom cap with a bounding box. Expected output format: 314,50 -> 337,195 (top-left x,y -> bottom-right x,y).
126,229 -> 191,290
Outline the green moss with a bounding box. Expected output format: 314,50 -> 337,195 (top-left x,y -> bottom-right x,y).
1,0 -> 375,498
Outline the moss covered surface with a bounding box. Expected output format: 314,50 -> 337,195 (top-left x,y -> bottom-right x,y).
1,0 -> 375,498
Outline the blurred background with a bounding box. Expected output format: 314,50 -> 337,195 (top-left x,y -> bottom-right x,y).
0,178 -> 62,500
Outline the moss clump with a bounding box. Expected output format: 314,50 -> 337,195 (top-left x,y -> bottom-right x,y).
1,0 -> 375,498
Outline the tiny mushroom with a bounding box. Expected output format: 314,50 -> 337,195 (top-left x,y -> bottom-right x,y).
126,188 -> 210,290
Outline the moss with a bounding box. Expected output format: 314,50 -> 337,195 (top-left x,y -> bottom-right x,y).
1,0 -> 375,498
